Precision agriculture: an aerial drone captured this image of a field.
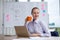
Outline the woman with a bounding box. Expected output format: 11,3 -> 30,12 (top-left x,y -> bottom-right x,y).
25,7 -> 51,37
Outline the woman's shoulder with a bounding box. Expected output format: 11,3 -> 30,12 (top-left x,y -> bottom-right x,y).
38,19 -> 45,24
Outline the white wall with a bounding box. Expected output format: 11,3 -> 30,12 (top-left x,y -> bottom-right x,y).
19,0 -> 60,27
3,0 -> 16,2
59,0 -> 60,16
0,0 -> 17,34
0,0 -> 3,34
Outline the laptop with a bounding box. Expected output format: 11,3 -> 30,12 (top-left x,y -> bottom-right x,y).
15,26 -> 30,38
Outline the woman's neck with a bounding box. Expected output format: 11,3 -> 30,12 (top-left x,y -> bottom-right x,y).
33,19 -> 37,21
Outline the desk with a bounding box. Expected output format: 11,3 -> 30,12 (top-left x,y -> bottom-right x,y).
4,35 -> 60,40
0,35 -> 4,40
13,37 -> 60,40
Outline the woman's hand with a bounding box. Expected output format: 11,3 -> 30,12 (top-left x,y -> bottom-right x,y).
30,34 -> 41,37
25,18 -> 27,24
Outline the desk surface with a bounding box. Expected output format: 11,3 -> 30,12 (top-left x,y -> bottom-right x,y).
13,37 -> 60,40
3,35 -> 60,40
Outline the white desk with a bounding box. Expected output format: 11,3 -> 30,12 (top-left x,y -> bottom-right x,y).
13,37 -> 60,40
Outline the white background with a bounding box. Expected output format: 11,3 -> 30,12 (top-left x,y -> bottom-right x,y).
19,0 -> 60,27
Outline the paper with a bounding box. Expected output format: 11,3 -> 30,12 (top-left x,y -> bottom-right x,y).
6,14 -> 10,21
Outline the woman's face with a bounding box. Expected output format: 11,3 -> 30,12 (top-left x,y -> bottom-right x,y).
32,9 -> 39,20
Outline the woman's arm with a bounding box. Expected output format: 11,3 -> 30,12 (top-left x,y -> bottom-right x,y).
30,33 -> 41,37
40,21 -> 51,37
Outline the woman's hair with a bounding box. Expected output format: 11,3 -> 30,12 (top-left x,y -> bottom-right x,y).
31,7 -> 39,14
